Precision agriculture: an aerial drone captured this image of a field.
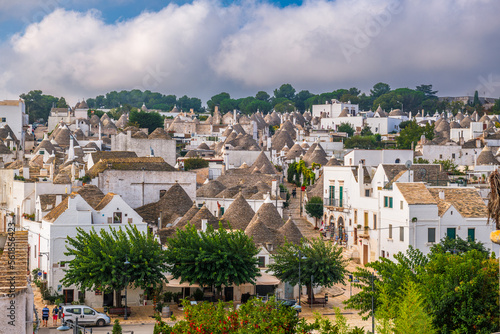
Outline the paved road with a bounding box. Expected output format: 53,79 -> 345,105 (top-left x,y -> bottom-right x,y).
38,323 -> 155,334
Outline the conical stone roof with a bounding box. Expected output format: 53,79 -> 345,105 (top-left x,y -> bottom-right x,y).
249,196 -> 284,230
476,146 -> 499,165
285,142 -> 304,160
220,193 -> 255,230
251,151 -> 277,174
279,217 -> 304,245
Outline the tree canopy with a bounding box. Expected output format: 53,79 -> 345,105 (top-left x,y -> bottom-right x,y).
268,238 -> 347,300
305,196 -> 323,229
183,157 -> 209,171
62,225 -> 169,304
128,110 -> 164,132
345,243 -> 499,333
165,224 -> 260,288
396,120 -> 434,149
20,90 -> 67,122
338,122 -> 355,137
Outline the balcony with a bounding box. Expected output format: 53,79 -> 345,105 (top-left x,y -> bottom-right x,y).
324,198 -> 344,209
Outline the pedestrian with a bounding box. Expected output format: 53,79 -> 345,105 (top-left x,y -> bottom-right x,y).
42,305 -> 49,327
58,305 -> 63,322
292,188 -> 296,198
52,305 -> 59,326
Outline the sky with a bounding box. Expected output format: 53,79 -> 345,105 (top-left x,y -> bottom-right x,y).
0,0 -> 499,106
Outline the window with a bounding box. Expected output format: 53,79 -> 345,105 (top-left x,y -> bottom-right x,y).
389,225 -> 393,239
328,185 -> 335,206
67,308 -> 81,315
381,250 -> 385,258
258,256 -> 266,268
59,262 -> 65,268
428,228 -> 436,243
113,212 -> 122,224
384,197 -> 393,208
1,117 -> 5,122
446,228 -> 456,240
354,210 -> 358,225
83,308 -> 94,315
395,158 -> 400,163
365,189 -> 370,197
128,218 -> 133,224
452,153 -> 455,159
400,227 -> 404,241
373,214 -> 377,230
439,154 -> 443,159
159,190 -> 167,198
364,212 -> 368,228
468,228 -> 475,241
34,245 -> 37,258
400,201 -> 403,210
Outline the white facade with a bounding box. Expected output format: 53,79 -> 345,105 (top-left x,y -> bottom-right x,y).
365,117 -> 402,135
320,115 -> 364,131
312,100 -> 359,118
23,193 -> 148,308
0,100 -> 28,148
416,142 -> 479,166
344,149 -> 413,166
322,164 -> 499,265
91,169 -> 196,209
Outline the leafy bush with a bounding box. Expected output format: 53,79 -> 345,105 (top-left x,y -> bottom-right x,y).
112,319 -> 122,334
184,157 -> 209,171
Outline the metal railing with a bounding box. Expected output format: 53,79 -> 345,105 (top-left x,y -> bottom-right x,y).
324,198 -> 343,207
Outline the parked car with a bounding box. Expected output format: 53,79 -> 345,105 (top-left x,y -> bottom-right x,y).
62,305 -> 110,327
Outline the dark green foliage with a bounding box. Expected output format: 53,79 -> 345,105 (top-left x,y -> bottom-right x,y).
294,90 -> 315,112
416,84 -> 438,99
165,224 -> 260,288
396,121 -> 434,149
429,236 -> 488,255
305,196 -> 323,228
20,90 -> 66,122
360,125 -> 373,137
273,83 -> 296,100
112,319 -> 122,334
268,238 -> 347,299
128,110 -> 163,133
338,122 -> 355,137
344,135 -> 383,149
287,161 -> 300,186
414,157 -> 430,164
207,92 -> 231,113
62,225 -> 169,299
473,90 -> 481,107
432,159 -> 462,175
183,157 -> 209,171
370,82 -> 391,98
372,88 -> 426,112
345,245 -> 499,333
491,98 -> 500,114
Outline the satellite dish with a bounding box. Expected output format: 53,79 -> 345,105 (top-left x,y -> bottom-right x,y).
405,160 -> 412,169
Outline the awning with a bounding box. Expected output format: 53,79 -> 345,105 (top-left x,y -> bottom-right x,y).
240,272 -> 281,286
165,275 -> 200,288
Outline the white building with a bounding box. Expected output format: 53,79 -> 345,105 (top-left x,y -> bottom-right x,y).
312,99 -> 359,119
343,149 -> 414,166
23,187 -> 148,308
0,99 -> 28,149
321,163 -> 498,265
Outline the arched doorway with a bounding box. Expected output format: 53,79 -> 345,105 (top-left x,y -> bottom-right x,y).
328,215 -> 335,239
337,216 -> 345,245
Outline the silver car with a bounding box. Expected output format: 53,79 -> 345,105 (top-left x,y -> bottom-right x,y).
62,305 -> 110,327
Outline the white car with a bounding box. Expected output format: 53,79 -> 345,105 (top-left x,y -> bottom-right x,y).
62,305 -> 110,327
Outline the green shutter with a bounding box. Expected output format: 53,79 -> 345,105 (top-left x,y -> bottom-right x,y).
384,196 -> 388,207
339,186 -> 343,207
329,186 -> 335,205
389,197 -> 393,208
467,228 -> 475,241
447,228 -> 456,240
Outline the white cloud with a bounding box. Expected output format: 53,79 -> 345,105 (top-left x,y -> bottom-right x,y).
1,0 -> 500,104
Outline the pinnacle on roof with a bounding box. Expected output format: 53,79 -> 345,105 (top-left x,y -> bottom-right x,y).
220,192 -> 255,230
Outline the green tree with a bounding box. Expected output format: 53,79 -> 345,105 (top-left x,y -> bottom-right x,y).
370,82 -> 391,98
393,282 -> 436,334
255,91 -> 270,102
416,84 -> 438,99
473,90 -> 481,107
112,319 -> 122,334
274,83 -> 296,100
360,125 -> 373,136
491,98 -> 500,114
183,157 -> 209,171
165,224 -> 260,294
344,246 -> 427,319
432,159 -> 461,175
372,88 -> 425,112
62,225 -> 169,306
20,90 -> 59,123
207,92 -> 231,113
268,238 -> 347,303
305,196 -> 323,229
422,250 -> 499,333
344,136 -> 381,149
56,97 -> 69,108
396,121 -> 434,149
294,90 -> 315,112
430,236 -> 488,255
338,122 -> 355,137
128,110 -> 163,133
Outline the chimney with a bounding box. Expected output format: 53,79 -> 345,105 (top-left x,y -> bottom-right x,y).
358,162 -> 364,194
55,195 -> 62,206
23,167 -> 29,180
271,180 -> 277,197
201,219 -> 208,232
439,191 -> 445,200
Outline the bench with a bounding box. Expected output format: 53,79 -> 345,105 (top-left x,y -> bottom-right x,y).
107,307 -> 132,316
306,297 -> 327,307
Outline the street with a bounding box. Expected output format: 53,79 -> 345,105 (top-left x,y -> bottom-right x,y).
37,323 -> 155,334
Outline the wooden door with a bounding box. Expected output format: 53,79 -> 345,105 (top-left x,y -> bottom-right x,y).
363,245 -> 368,265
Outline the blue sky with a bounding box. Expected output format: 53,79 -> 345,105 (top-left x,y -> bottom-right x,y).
0,0 -> 499,106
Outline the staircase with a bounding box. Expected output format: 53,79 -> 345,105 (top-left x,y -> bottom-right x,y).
283,182 -> 322,241
0,230 -> 29,295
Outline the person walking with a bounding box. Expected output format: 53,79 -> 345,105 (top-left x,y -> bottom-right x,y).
292,188 -> 296,199
58,305 -> 63,323
52,305 -> 59,326
42,305 -> 49,327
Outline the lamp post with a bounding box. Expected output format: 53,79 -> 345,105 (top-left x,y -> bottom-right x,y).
396,100 -> 404,114
296,250 -> 307,306
124,256 -> 130,320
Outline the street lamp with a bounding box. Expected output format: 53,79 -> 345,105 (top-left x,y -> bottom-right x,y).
396,100 -> 404,114
124,256 -> 130,320
296,251 -> 307,306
